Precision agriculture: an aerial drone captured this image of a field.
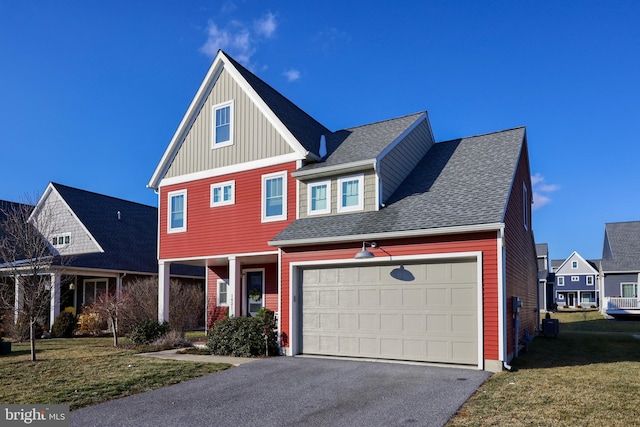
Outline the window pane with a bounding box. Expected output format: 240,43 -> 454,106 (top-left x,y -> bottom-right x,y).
622,284 -> 637,298
223,185 -> 232,201
213,187 -> 221,203
265,177 -> 283,217
342,180 -> 359,207
218,281 -> 227,305
215,106 -> 231,144
171,194 -> 184,229
311,185 -> 327,211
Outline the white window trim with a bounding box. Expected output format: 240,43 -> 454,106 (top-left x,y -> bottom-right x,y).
571,260 -> 578,269
167,189 -> 187,233
212,100 -> 234,149
557,276 -> 564,286
337,174 -> 364,213
217,279 -> 229,307
210,180 -> 235,207
261,171 -> 288,223
586,276 -> 594,286
571,276 -> 580,282
621,282 -> 638,298
307,180 -> 331,215
581,292 -> 592,302
558,293 -> 565,300
52,233 -> 71,248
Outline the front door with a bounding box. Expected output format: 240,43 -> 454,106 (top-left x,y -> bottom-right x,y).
246,270 -> 264,317
568,293 -> 575,307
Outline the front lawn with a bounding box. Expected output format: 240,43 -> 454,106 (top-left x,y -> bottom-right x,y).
0,337 -> 230,410
448,311 -> 640,426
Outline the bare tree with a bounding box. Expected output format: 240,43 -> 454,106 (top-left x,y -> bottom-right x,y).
0,200 -> 65,361
89,291 -> 133,346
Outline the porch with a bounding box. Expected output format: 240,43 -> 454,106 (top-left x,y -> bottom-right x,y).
604,297 -> 640,316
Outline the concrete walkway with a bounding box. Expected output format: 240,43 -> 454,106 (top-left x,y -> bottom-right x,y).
135,348 -> 257,366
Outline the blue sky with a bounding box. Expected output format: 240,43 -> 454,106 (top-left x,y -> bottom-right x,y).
1,1 -> 639,261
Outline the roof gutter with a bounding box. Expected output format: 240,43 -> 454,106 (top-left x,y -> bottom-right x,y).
269,222 -> 505,247
291,159 -> 376,180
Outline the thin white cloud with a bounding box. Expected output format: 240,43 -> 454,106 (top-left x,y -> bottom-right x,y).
283,68 -> 300,82
199,12 -> 278,66
531,173 -> 559,210
255,12 -> 277,38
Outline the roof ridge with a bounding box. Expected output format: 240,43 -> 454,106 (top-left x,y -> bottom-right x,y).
437,126 -> 526,144
51,182 -> 155,209
344,111 -> 425,131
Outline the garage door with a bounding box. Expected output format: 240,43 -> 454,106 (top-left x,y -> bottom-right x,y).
300,260 -> 478,365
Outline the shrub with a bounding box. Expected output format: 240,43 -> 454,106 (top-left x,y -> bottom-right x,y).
8,315 -> 44,342
52,311 -> 76,338
150,330 -> 193,349
128,320 -> 170,345
207,309 -> 278,357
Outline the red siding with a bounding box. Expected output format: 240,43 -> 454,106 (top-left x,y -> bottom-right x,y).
279,232 -> 500,361
503,137 -> 539,362
159,162 -> 298,260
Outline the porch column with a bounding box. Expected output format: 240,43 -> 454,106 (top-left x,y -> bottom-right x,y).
50,273 -> 61,328
14,275 -> 22,324
158,261 -> 170,323
228,256 -> 241,317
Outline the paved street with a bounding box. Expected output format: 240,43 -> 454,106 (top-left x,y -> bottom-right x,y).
71,357 -> 490,427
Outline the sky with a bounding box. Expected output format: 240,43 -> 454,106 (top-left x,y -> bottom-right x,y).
1,1 -> 639,261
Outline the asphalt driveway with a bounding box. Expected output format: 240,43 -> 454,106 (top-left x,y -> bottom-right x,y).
70,357 -> 490,427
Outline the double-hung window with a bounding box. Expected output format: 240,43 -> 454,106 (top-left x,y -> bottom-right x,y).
308,180 -> 331,215
262,171 -> 287,222
571,261 -> 578,269
211,181 -> 235,207
557,277 -> 565,286
168,190 -> 187,233
212,101 -> 233,148
337,174 -> 364,213
217,279 -> 229,306
586,276 -> 594,286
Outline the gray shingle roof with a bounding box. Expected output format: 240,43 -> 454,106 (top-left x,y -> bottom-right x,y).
224,52 -> 331,157
601,221 -> 640,272
271,127 -> 526,244
536,243 -> 548,257
300,113 -> 425,170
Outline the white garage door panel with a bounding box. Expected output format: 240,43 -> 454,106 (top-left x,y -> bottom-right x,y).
301,260 -> 478,365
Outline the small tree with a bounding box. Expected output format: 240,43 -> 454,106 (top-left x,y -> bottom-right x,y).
89,292 -> 133,346
0,200 -> 67,362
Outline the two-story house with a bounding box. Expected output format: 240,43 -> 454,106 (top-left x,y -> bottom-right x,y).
552,251 -> 599,309
536,243 -> 555,312
148,50 -> 538,372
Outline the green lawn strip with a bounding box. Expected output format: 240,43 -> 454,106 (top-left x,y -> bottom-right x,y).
448,313 -> 640,426
0,337 -> 231,410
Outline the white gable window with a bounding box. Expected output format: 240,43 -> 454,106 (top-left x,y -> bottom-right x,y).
52,233 -> 71,248
586,276 -> 594,286
217,279 -> 229,306
262,171 -> 287,222
571,260 -> 578,269
308,180 -> 331,215
211,181 -> 235,207
212,100 -> 234,148
557,277 -> 564,286
168,190 -> 187,233
338,174 -> 364,213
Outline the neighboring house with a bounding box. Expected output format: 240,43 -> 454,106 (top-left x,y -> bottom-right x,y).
601,221 -> 640,316
552,251 -> 600,309
148,50 -> 538,372
0,183 -> 204,328
536,243 -> 555,312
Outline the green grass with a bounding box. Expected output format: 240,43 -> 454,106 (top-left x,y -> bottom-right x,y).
448,311 -> 640,426
0,337 -> 230,410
